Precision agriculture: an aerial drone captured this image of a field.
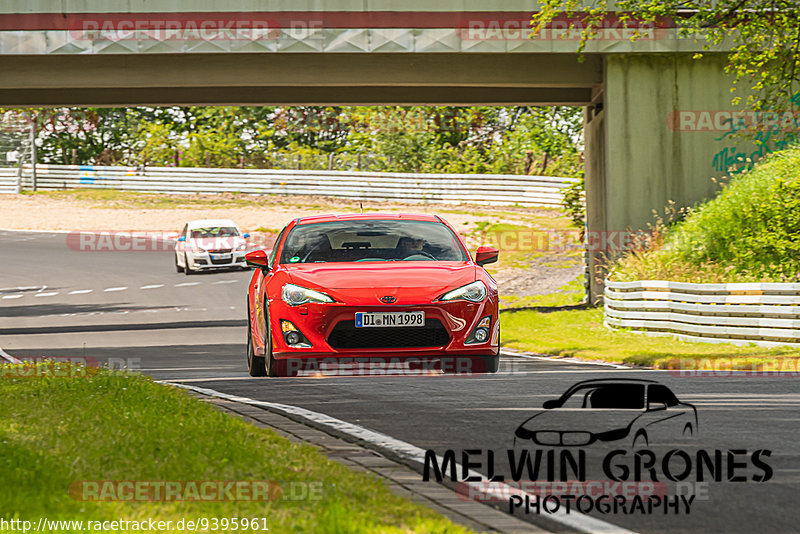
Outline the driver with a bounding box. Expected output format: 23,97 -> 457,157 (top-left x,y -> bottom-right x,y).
395,237 -> 426,258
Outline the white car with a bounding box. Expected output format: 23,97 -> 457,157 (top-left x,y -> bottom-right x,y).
175,219 -> 250,274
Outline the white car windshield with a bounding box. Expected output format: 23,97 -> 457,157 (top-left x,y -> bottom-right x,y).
190,226 -> 240,239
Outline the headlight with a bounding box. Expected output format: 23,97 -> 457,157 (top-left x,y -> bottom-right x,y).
237,243 -> 247,251
282,284 -> 334,306
439,281 -> 487,303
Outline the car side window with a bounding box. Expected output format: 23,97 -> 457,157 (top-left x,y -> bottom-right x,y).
648,385 -> 679,407
269,226 -> 288,268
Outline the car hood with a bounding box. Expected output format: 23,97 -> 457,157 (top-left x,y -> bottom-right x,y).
285,262 -> 477,302
516,409 -> 642,436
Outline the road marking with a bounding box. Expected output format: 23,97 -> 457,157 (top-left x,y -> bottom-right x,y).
140,284 -> 164,290
212,280 -> 239,284
34,292 -> 58,297
104,286 -> 128,292
175,282 -> 199,287
68,289 -> 93,295
502,350 -> 630,369
2,294 -> 23,299
165,383 -> 638,534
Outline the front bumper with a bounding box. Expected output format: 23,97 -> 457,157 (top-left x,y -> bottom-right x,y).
187,250 -> 247,269
267,297 -> 499,360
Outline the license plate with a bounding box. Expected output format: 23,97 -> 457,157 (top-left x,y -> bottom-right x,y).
355,311 -> 425,328
210,254 -> 231,260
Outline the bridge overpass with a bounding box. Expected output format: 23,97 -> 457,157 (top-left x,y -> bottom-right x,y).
0,1 -> 769,299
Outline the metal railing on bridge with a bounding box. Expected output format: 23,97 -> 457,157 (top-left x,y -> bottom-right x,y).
13,164 -> 576,207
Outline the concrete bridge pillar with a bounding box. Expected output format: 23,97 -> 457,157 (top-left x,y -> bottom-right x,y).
585,53 -> 771,302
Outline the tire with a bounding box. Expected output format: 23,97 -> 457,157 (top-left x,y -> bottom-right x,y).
484,354 -> 500,374
441,355 -> 499,375
262,303 -> 279,377
175,253 -> 184,273
246,322 -> 267,377
184,254 -> 193,275
633,430 -> 649,448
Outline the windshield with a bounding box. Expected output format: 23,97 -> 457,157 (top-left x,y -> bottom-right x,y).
279,220 -> 468,264
189,226 -> 240,239
559,384 -> 645,409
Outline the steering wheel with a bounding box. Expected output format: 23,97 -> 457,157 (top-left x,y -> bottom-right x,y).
300,242 -> 326,263
402,251 -> 437,261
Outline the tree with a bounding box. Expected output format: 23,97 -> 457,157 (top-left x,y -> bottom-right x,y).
532,1 -> 800,111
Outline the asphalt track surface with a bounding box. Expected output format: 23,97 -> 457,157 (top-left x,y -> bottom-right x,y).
2,230 -> 799,534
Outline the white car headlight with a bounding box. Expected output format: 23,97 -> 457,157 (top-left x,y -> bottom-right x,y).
237,243 -> 247,251
282,284 -> 334,306
439,281 -> 487,303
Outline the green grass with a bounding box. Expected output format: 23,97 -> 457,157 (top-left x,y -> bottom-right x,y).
0,368 -> 471,534
612,146 -> 800,283
501,307 -> 800,368
499,277 -> 585,310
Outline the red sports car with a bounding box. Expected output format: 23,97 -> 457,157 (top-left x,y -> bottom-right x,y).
244,213 -> 500,377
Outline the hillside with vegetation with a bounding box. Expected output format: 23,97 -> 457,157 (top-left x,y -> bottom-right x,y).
612,147 -> 800,283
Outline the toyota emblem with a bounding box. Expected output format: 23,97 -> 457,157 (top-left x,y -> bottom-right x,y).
380,295 -> 397,304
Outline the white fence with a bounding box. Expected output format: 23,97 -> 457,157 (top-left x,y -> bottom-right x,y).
604,279 -> 800,347
16,164 -> 575,207
0,168 -> 19,193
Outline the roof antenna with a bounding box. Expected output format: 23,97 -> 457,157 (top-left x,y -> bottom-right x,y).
360,202 -> 363,214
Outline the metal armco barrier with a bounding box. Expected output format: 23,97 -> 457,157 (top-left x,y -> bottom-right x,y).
16,164 -> 575,207
604,279 -> 800,347
0,168 -> 19,193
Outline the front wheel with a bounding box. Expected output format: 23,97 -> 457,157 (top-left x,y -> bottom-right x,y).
175,253 -> 184,273
246,326 -> 267,377
441,355 -> 499,375
184,254 -> 194,275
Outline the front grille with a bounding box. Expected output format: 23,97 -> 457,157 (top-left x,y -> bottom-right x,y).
209,257 -> 233,265
208,248 -> 232,254
535,431 -> 592,446
328,319 -> 450,349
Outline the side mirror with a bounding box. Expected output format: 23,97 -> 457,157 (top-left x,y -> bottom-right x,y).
177,236 -> 186,242
647,401 -> 667,412
243,233 -> 250,239
475,246 -> 499,266
543,399 -> 560,409
245,249 -> 270,271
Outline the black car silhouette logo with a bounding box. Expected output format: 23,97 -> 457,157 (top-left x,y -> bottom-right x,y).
380,295 -> 397,304
514,379 -> 697,448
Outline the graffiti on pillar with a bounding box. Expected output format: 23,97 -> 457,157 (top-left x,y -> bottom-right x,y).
666,92 -> 800,175
710,92 -> 800,175
711,129 -> 798,175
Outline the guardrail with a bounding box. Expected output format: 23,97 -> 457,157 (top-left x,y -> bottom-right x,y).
17,164 -> 575,207
0,168 -> 19,193
604,279 -> 800,347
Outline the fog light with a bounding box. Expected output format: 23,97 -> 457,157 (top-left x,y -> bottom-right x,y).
280,320 -> 311,347
473,327 -> 489,342
285,331 -> 302,345
465,315 -> 493,345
